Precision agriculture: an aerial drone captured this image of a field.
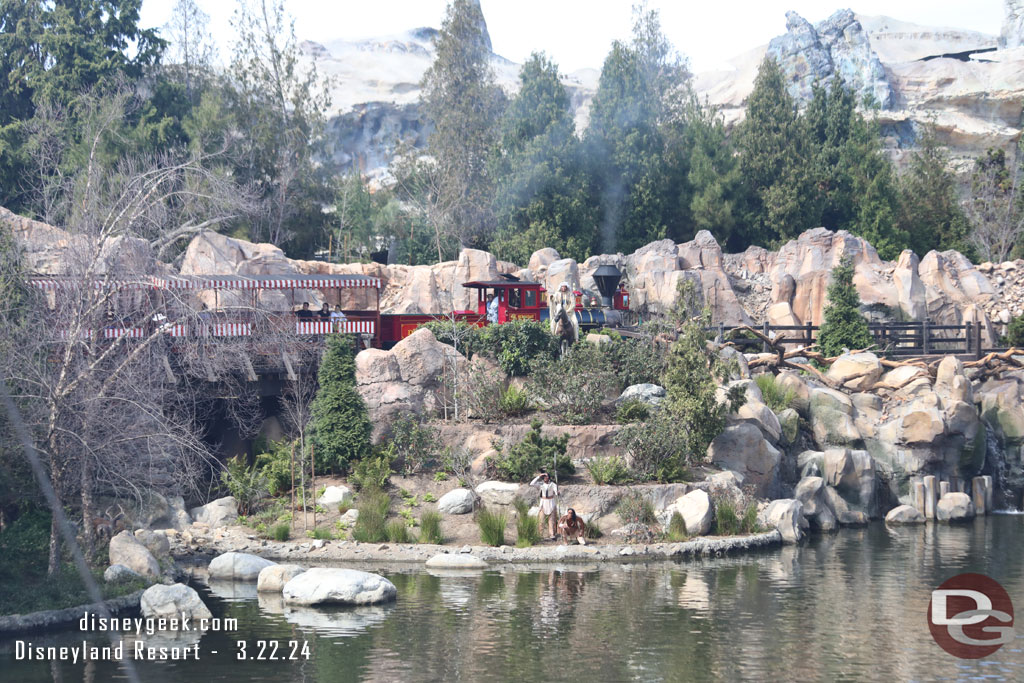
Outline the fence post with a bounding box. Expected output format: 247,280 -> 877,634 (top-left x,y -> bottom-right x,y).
922,319 -> 930,355
718,322 -> 725,344
762,321 -> 770,353
976,320 -> 983,359
805,322 -> 813,349
965,321 -> 973,356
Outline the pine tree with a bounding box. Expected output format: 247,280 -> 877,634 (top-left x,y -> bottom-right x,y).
685,99 -> 743,250
736,57 -> 819,246
817,258 -> 873,357
310,335 -> 371,473
420,0 -> 505,249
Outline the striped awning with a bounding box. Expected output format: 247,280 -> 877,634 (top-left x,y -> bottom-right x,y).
28,277 -> 151,291
153,274 -> 382,290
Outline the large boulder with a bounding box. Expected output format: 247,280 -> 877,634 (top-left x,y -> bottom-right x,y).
475,481 -> 521,506
133,529 -> 170,560
735,399 -> 782,444
437,488 -> 476,515
257,564 -> 306,592
669,490 -> 714,536
425,554 -> 488,569
793,477 -> 837,532
140,584 -> 212,623
936,492 -> 976,522
616,384 -> 666,407
809,388 -> 860,448
282,568 -> 397,606
885,504 -> 925,525
104,564 -> 143,584
317,486 -> 353,508
759,499 -> 804,544
706,423 -> 781,497
898,401 -> 946,446
826,353 -> 883,391
189,496 -> 238,528
208,552 -> 276,581
823,448 -> 877,516
108,531 -> 160,578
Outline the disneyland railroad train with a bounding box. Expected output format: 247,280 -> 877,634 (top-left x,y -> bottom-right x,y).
378,264 -> 634,348
27,265 -> 634,350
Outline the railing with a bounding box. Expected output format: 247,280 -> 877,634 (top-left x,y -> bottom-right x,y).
707,320 -> 1010,359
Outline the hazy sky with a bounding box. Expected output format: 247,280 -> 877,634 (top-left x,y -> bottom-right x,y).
140,0 -> 1007,73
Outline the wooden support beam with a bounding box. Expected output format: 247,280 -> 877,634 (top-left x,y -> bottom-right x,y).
160,355 -> 176,383
241,353 -> 257,382
282,351 -> 297,381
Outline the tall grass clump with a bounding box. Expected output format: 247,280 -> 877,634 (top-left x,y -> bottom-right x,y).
616,491 -> 656,525
512,498 -> 540,547
665,511 -> 688,542
477,507 -> 507,546
418,511 -> 443,544
352,487 -> 391,543
754,374 -> 797,413
385,520 -> 411,543
714,500 -> 760,535
269,523 -> 291,541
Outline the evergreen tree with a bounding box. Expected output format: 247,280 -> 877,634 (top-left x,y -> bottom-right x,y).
489,53 -> 596,264
736,57 -> 818,246
685,98 -> 743,250
310,335 -> 371,473
897,126 -> 972,258
817,258 -> 873,357
420,0 -> 505,249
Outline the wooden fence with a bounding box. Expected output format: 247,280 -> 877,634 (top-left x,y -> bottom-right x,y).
707,321 -> 1009,359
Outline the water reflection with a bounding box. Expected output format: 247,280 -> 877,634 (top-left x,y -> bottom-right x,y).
3,517 -> 1024,682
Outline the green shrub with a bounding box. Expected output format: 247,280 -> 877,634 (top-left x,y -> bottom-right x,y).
614,413 -> 689,482
492,420 -> 573,482
615,400 -> 650,423
433,472 -> 449,482
382,415 -> 439,475
714,501 -> 760,535
499,384 -> 532,416
585,455 -> 630,485
352,488 -> 391,543
463,361 -> 508,422
477,507 -> 507,546
755,374 -> 796,413
584,519 -> 602,539
418,511 -> 443,544
309,526 -> 333,541
602,336 -> 668,390
817,258 -> 873,357
512,498 -> 540,548
219,456 -> 267,515
269,523 -> 291,541
421,320 -> 486,358
527,342 -> 618,424
311,335 -> 372,472
616,491 -> 655,525
350,455 -> 393,491
666,511 -> 688,542
255,439 -> 296,496
479,320 -> 557,376
1008,314 -> 1024,347
385,520 -> 411,543
422,493 -> 437,503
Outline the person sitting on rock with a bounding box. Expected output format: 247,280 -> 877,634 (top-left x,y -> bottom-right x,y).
558,508 -> 586,545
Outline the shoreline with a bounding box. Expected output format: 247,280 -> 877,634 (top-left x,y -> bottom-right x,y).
0,590 -> 144,637
170,528 -> 784,567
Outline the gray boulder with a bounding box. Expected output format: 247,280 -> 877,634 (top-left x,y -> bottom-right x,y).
283,568 -> 397,606
317,486 -> 353,508
616,383 -> 666,407
809,388 -> 860,448
706,423 -> 781,497
108,530 -> 160,578
208,552 -> 276,581
134,529 -> 170,560
437,488 -> 476,515
104,564 -> 143,584
936,492 -> 976,522
257,564 -> 307,592
885,504 -> 925,525
425,554 -> 488,569
759,499 -> 804,544
475,481 -> 520,506
140,584 -> 212,623
668,490 -> 714,536
189,496 -> 238,528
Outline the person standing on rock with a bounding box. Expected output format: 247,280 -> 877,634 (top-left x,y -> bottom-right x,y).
530,471 -> 559,540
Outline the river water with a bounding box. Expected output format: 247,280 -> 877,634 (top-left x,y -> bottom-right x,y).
3,516 -> 1024,682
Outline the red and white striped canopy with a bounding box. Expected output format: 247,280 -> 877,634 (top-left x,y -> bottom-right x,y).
28,277 -> 151,291
152,274 -> 382,290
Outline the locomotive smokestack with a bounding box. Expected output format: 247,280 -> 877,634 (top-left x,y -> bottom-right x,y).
592,265 -> 622,308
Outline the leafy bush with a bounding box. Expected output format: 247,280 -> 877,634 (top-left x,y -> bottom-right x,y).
477,507 -> 507,546
499,384 -> 532,416
382,415 -> 439,475
255,439 -> 296,496
463,361 -> 508,422
602,336 -> 668,390
421,320 -> 486,358
269,523 -> 291,541
512,498 -> 540,547
385,520 -> 411,543
419,510 -> 443,544
615,400 -> 650,423
617,491 -> 656,525
350,455 -> 393,491
492,420 -> 573,482
1008,313 -> 1024,347
614,413 -> 690,482
755,374 -> 796,413
714,501 -> 761,535
666,511 -> 688,542
352,488 -> 391,543
528,342 -> 618,424
479,320 -> 558,376
311,335 -> 371,472
220,456 -> 267,515
584,519 -> 602,539
817,258 -> 873,357
309,526 -> 333,541
585,455 -> 630,485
